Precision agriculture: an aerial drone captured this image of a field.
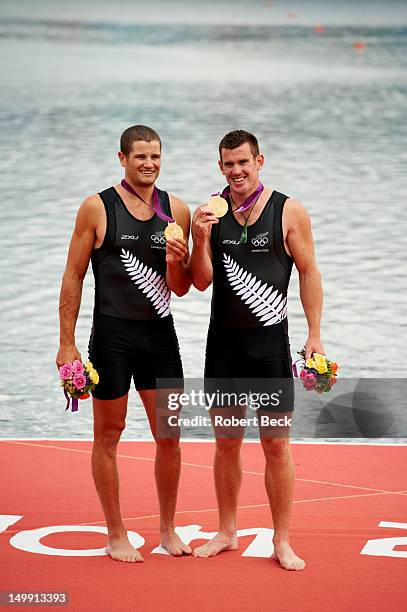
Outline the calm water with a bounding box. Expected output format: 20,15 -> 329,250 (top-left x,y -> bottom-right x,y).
0,1 -> 406,438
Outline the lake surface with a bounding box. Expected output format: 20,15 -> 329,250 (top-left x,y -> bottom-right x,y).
0,1 -> 406,439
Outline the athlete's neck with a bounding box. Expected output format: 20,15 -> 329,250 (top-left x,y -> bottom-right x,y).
229,180 -> 261,207
122,177 -> 155,204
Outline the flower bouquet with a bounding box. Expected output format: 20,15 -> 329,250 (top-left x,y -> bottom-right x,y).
295,349 -> 339,393
59,360 -> 99,412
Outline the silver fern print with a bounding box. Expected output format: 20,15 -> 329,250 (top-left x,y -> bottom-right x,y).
120,249 -> 171,317
223,253 -> 287,326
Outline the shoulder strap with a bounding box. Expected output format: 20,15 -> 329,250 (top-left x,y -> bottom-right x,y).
156,188 -> 171,218
272,191 -> 292,270
98,187 -> 117,249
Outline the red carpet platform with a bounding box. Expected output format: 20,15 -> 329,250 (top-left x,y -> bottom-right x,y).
1,440 -> 406,611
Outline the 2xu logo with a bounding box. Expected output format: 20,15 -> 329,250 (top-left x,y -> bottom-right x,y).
1,516 -> 406,558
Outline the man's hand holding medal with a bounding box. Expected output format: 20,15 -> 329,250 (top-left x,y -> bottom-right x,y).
192,194 -> 228,245
165,222 -> 189,266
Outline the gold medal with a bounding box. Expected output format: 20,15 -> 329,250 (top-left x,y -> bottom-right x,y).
208,196 -> 228,218
164,222 -> 184,241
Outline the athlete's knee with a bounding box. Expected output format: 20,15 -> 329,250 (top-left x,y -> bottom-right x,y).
94,421 -> 126,450
261,436 -> 290,460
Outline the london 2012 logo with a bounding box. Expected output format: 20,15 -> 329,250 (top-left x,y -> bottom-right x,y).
151,231 -> 166,245
2,515 -> 405,559
251,232 -> 269,247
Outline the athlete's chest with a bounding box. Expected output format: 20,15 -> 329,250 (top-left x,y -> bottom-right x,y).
115,205 -> 168,253
214,211 -> 274,256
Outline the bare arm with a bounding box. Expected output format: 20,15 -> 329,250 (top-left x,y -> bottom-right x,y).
56,196 -> 101,368
165,195 -> 191,297
285,199 -> 325,359
188,206 -> 219,291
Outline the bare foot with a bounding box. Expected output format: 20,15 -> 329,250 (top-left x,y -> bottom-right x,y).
192,533 -> 237,558
161,530 -> 192,556
105,534 -> 144,563
272,541 -> 306,571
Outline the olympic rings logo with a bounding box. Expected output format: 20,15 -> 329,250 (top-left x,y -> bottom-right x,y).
251,236 -> 269,247
151,234 -> 166,244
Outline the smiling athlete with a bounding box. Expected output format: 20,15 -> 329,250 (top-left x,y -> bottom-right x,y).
57,125 -> 191,562
189,130 -> 325,570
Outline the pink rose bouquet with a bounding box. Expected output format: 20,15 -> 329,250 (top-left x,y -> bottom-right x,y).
59,360 -> 99,412
293,349 -> 339,393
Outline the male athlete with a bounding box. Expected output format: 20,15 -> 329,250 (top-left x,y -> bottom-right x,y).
189,130 -> 324,570
56,125 -> 191,562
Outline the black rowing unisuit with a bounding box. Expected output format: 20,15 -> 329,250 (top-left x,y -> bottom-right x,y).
91,186 -> 172,321
210,190 -> 293,328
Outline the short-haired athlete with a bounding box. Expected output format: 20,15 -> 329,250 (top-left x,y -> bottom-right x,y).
56,125 -> 192,562
189,130 -> 324,570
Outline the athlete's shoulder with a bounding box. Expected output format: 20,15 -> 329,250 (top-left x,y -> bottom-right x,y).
284,197 -> 310,221
81,193 -> 102,207
282,198 -> 313,238
168,193 -> 190,213
79,193 -> 105,214
76,193 -> 105,228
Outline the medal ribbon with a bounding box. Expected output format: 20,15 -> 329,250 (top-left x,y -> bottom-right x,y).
121,179 -> 175,223
211,182 -> 264,213
211,183 -> 264,245
64,389 -> 78,413
213,183 -> 264,244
